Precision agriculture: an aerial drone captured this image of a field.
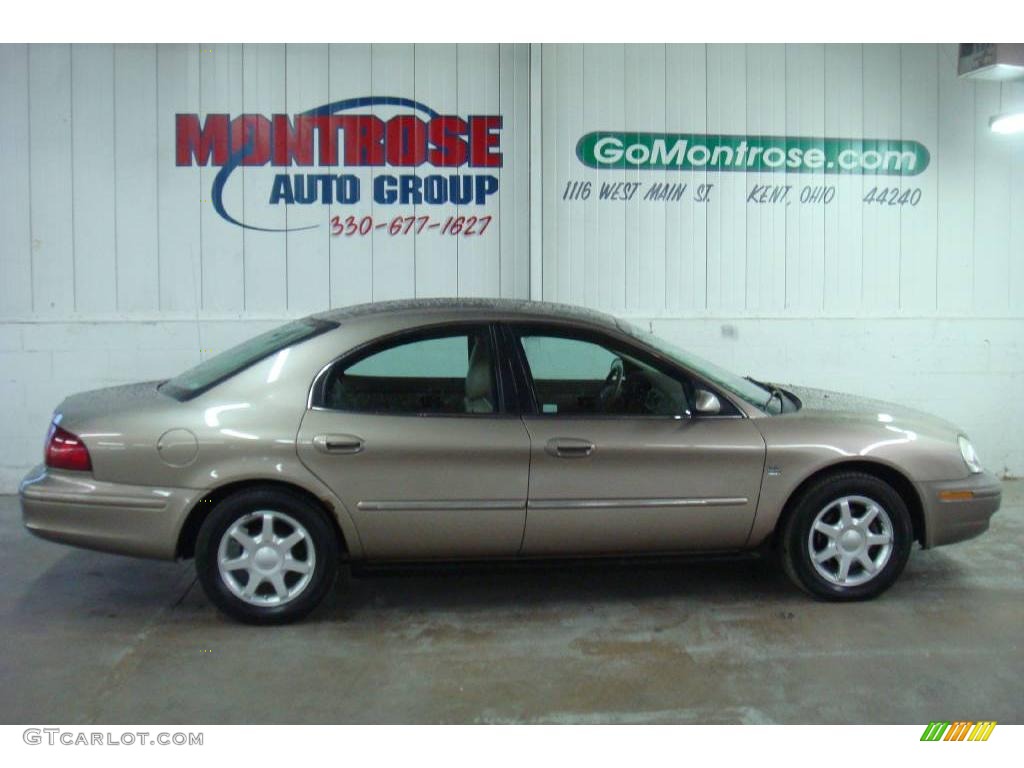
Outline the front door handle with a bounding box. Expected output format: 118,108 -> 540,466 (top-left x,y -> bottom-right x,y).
546,437 -> 595,458
313,433 -> 364,454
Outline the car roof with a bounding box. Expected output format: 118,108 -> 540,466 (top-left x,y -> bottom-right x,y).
313,298 -> 623,331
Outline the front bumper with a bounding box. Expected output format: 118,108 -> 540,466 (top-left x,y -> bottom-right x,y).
916,471 -> 1002,548
19,465 -> 198,560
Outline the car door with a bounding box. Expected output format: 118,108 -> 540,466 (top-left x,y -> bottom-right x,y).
507,324 -> 766,555
297,324 -> 530,560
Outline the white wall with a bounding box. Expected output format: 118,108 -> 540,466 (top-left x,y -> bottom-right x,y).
0,43 -> 532,315
0,43 -> 532,490
0,43 -> 1022,492
540,44 -> 1024,318
537,43 -> 1024,479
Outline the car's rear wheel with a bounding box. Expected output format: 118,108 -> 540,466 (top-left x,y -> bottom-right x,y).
780,471 -> 913,600
195,488 -> 339,624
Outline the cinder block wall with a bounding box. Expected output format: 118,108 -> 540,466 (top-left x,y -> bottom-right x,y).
0,317 -> 284,490
2,315 -> 1021,491
646,317 -> 1024,479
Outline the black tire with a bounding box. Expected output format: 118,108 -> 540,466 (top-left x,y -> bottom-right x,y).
780,471 -> 913,601
195,487 -> 339,624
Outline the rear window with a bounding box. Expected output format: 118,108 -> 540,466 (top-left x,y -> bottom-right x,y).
159,318 -> 335,401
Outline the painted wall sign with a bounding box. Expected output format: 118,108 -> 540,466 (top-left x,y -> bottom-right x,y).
175,96 -> 503,232
576,132 -> 930,175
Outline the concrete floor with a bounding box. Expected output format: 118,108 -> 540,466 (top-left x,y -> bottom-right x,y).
1,484 -> 1021,724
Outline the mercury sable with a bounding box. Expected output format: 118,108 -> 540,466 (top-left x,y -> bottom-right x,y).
20,299 -> 1001,623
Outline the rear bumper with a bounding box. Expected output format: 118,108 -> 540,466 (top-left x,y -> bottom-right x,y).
19,465 -> 198,560
917,471 -> 1002,548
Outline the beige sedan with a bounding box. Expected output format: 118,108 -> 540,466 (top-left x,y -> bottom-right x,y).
21,299 -> 1001,623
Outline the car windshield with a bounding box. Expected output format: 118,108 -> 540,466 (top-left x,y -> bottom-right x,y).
159,318 -> 335,401
618,320 -> 781,413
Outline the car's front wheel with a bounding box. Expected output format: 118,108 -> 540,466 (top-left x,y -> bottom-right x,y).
780,471 -> 913,600
195,487 -> 339,624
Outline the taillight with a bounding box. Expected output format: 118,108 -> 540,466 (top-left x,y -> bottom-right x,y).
45,425 -> 92,471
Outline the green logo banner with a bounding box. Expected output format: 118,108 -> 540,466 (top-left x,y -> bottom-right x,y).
576,132 -> 930,175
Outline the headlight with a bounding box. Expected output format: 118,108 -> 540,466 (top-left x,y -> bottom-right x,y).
958,435 -> 982,474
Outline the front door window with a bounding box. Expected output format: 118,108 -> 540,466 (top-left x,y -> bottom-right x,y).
518,332 -> 689,417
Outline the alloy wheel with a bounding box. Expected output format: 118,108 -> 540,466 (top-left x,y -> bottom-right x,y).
217,510 -> 316,606
807,495 -> 894,587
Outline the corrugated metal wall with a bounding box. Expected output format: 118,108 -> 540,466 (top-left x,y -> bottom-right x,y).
0,43 -> 532,318
1,43 -> 1023,488
540,44 -> 1024,317
3,43 -> 1022,320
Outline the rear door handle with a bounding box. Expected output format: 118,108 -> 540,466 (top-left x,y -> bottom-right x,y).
313,434 -> 364,454
546,437 -> 595,458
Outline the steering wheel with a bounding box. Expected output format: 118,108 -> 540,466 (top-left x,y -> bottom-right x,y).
598,357 -> 625,412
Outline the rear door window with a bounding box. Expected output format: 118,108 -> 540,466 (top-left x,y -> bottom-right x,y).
321,328 -> 498,415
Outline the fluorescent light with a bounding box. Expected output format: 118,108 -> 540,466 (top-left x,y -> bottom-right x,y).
990,111 -> 1024,134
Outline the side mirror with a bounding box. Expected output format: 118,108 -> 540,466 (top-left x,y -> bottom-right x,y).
694,389 -> 721,416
